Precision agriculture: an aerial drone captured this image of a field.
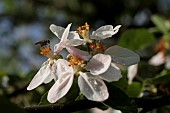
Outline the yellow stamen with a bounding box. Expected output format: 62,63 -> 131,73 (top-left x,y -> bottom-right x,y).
77,22 -> 90,39
68,55 -> 84,67
35,40 -> 54,59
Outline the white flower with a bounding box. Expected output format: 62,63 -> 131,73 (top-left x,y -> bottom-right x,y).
50,23 -> 91,61
27,40 -> 59,90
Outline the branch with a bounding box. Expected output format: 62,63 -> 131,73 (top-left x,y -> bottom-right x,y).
25,99 -> 103,113
25,96 -> 170,113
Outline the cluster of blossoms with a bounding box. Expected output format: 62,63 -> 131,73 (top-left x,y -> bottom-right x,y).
27,23 -> 140,103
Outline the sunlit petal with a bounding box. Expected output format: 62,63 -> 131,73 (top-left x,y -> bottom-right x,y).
50,24 -> 80,40
65,39 -> 84,46
99,63 -> 122,82
54,43 -> 64,54
47,72 -> 74,103
56,59 -> 74,78
60,23 -> 72,43
105,45 -> 140,66
86,54 -> 111,75
66,46 -> 92,61
49,24 -> 65,39
78,72 -> 109,101
27,61 -> 51,90
91,25 -> 121,40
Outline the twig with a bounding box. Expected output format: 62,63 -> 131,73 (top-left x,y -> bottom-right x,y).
25,96 -> 170,113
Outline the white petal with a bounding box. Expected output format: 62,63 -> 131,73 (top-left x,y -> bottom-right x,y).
50,24 -> 80,40
56,59 -> 74,78
78,72 -> 109,101
127,64 -> 138,84
91,25 -> 121,40
27,61 -> 51,90
99,63 -> 122,82
149,52 -> 165,66
47,72 -> 74,103
43,74 -> 53,84
105,45 -> 140,66
66,46 -> 92,61
49,24 -> 65,38
86,54 -> 111,75
68,31 -> 81,39
60,23 -> 72,43
65,39 -> 84,46
54,43 -> 64,54
50,60 -> 58,81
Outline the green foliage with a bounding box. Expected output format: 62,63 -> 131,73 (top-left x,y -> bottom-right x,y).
111,73 -> 128,91
127,82 -> 143,97
151,15 -> 170,34
104,84 -> 138,113
118,28 -> 156,50
0,95 -> 28,113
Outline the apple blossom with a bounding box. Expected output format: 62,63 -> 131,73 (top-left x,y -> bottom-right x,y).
27,40 -> 61,90
50,23 -> 91,61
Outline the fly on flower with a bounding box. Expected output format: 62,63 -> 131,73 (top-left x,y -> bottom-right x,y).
27,23 -> 140,104
27,40 -> 61,91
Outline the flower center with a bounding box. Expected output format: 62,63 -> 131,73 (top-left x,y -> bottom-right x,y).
68,55 -> 84,66
90,40 -> 105,53
77,22 -> 90,39
35,40 -> 54,59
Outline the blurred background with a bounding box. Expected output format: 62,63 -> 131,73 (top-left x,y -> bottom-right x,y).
0,0 -> 170,112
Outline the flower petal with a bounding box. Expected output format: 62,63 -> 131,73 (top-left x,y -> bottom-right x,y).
50,24 -> 80,39
50,24 -> 65,39
149,52 -> 165,66
127,64 -> 138,84
47,72 -> 74,103
56,59 -> 74,78
78,72 -> 109,101
65,39 -> 84,46
91,25 -> 121,40
60,23 -> 72,43
54,43 -> 64,54
27,61 -> 50,90
66,46 -> 92,61
86,54 -> 111,75
99,63 -> 122,82
105,45 -> 140,66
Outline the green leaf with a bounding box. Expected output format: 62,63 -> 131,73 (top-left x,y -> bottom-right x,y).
127,82 -> 143,97
151,15 -> 169,34
0,95 -> 28,113
104,84 -> 138,113
39,92 -> 50,105
111,73 -> 128,91
118,28 -> 156,50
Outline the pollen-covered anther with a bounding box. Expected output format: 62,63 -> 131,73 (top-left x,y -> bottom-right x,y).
96,42 -> 105,52
40,47 -> 52,56
77,22 -> 90,39
68,55 -> 84,66
89,40 -> 96,49
35,40 -> 54,58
